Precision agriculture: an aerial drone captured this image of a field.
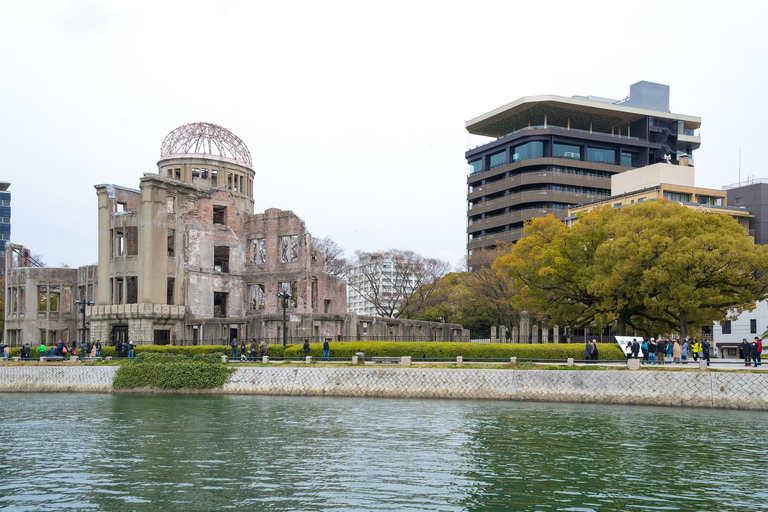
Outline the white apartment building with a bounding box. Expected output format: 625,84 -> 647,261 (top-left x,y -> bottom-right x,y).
346,253 -> 415,317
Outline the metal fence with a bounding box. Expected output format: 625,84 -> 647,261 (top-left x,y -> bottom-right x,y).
470,335 -> 617,344
122,334 -> 471,347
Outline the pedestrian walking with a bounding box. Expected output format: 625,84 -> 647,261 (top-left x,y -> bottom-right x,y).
692,339 -> 701,361
239,340 -> 247,361
631,338 -> 640,359
749,338 -> 759,367
590,339 -> 599,361
322,337 -> 331,360
127,341 -> 135,359
250,340 -> 258,361
303,339 -> 311,358
95,340 -> 102,358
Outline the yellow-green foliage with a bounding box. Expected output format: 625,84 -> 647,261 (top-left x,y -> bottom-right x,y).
283,342 -> 624,360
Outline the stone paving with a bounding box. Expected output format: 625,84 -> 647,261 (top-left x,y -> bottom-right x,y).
2,365 -> 768,410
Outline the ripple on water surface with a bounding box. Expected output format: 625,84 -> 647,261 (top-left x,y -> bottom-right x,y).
0,393 -> 767,511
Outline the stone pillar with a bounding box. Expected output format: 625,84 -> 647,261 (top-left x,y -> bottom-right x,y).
542,327 -> 549,344
627,358 -> 641,370
510,357 -> 517,364
490,326 -> 497,344
456,356 -> 463,367
262,356 -> 269,364
400,356 -> 412,367
520,312 -> 531,343
352,355 -> 358,365
699,359 -> 708,370
12,357 -> 19,362
221,356 -> 228,363
511,326 -> 519,344
567,357 -> 574,367
531,323 -> 539,344
305,356 -> 312,364
499,326 -> 507,344
553,325 -> 560,344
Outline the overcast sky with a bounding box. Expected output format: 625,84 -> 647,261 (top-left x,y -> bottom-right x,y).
1,0 -> 766,269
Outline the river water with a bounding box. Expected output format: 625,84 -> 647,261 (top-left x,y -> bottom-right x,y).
0,393 -> 766,511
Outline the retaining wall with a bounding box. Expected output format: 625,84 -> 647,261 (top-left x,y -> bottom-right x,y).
1,366 -> 767,410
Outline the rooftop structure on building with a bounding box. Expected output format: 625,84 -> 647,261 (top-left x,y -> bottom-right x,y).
465,81 -> 701,253
565,163 -> 753,239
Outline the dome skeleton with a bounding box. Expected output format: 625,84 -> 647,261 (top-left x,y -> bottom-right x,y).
160,122 -> 252,168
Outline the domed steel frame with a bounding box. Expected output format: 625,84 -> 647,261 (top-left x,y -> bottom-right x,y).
160,122 -> 252,168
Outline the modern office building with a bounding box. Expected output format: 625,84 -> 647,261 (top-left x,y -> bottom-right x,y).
0,182 -> 10,275
465,81 -> 701,253
723,180 -> 768,244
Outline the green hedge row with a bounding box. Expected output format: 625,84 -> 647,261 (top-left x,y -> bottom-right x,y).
283,342 -> 625,360
113,353 -> 234,389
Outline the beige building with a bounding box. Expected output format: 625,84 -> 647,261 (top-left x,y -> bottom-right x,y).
4,123 -> 467,347
567,163 -> 753,237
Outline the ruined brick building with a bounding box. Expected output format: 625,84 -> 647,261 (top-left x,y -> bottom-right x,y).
4,123 -> 467,346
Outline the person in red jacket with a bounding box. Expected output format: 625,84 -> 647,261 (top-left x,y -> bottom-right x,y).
755,337 -> 763,367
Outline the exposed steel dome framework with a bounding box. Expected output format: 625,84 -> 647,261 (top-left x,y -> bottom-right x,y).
160,122 -> 252,168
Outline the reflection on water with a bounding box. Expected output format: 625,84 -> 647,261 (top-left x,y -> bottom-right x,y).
0,393 -> 767,511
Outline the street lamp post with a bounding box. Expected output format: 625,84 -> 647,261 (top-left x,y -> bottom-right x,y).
74,299 -> 95,359
276,291 -> 291,347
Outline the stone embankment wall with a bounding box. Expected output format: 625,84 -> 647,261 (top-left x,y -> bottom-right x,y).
1,366 -> 767,410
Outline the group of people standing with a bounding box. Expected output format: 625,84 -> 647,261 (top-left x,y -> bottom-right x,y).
738,337 -> 763,367
626,337 -> 711,366
230,339 -> 269,360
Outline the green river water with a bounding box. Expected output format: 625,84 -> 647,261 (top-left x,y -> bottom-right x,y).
0,393 -> 766,511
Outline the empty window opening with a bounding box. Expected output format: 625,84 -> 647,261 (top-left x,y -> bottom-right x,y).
114,228 -> 125,256
324,299 -> 332,313
192,325 -> 199,346
116,202 -> 126,213
154,329 -> 171,345
251,284 -> 265,310
167,277 -> 175,305
115,278 -> 124,305
214,292 -> 228,317
37,285 -> 60,312
228,172 -> 233,190
229,326 -> 239,341
127,276 -> 137,304
174,168 -> 181,180
214,246 -> 230,273
311,278 -> 318,309
192,169 -> 200,178
167,228 -> 175,257
211,170 -> 218,185
281,235 -> 299,263
252,238 -> 266,264
213,205 -> 227,225
278,281 -> 297,308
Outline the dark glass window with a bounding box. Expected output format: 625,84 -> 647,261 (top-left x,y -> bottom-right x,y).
664,191 -> 691,202
621,151 -> 638,167
489,151 -> 506,169
721,321 -> 731,335
751,319 -> 757,334
553,143 -> 581,160
587,147 -> 616,164
512,141 -> 544,162
469,159 -> 482,174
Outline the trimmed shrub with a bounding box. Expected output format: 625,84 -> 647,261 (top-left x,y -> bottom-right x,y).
113,353 -> 234,389
283,342 -> 625,360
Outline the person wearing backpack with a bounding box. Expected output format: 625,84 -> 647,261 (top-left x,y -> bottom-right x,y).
666,339 -> 674,363
648,338 -> 657,365
641,339 -> 649,363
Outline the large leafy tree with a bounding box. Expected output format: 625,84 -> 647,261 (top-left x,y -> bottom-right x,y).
500,200 -> 768,337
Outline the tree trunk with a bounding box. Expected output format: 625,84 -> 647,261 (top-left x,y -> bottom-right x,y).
679,311 -> 688,338
616,314 -> 627,336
